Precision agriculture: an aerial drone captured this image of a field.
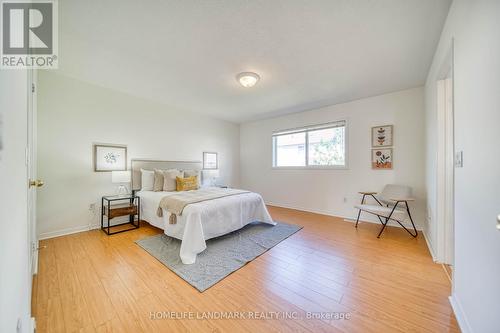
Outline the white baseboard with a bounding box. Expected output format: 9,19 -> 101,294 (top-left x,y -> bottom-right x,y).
422,229 -> 439,262
449,294 -> 472,333
38,223 -> 100,240
30,317 -> 36,333
266,201 -> 423,231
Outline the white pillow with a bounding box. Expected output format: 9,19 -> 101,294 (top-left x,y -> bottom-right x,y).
141,169 -> 154,191
162,169 -> 184,191
184,169 -> 201,187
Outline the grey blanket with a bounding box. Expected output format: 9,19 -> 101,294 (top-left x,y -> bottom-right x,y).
157,188 -> 250,224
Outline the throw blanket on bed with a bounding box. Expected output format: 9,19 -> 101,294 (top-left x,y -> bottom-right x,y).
157,188 -> 250,224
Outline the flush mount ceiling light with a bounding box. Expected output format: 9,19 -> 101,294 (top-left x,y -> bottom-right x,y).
236,72 -> 260,88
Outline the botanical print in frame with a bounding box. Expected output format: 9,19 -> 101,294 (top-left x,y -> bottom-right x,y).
372,148 -> 393,169
94,144 -> 127,172
372,125 -> 393,147
203,152 -> 218,169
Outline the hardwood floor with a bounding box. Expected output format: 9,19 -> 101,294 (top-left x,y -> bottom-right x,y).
32,206 -> 459,332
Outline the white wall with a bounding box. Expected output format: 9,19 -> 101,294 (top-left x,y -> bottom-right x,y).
424,1 -> 500,332
0,71 -> 33,332
37,72 -> 240,238
240,87 -> 426,228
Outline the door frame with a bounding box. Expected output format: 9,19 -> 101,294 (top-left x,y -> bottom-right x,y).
436,40 -> 455,265
27,69 -> 38,276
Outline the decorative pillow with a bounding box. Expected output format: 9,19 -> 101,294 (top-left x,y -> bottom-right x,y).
153,169 -> 164,192
140,169 -> 154,191
162,169 -> 183,192
183,169 -> 201,187
176,176 -> 199,191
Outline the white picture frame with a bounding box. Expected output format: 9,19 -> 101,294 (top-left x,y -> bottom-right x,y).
203,152 -> 218,170
94,144 -> 127,172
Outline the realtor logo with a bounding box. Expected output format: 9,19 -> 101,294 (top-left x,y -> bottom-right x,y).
1,0 -> 58,69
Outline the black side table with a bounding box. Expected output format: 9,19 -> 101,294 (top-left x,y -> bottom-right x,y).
101,195 -> 140,235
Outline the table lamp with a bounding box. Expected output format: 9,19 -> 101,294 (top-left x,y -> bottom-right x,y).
202,169 -> 220,187
111,170 -> 131,195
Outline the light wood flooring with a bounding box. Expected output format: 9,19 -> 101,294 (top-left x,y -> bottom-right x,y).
32,205 -> 459,332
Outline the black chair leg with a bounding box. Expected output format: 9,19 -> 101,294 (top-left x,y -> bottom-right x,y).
380,202 -> 418,238
405,201 -> 418,237
377,218 -> 389,238
355,210 -> 362,228
377,203 -> 399,238
392,201 -> 419,238
355,194 -> 368,228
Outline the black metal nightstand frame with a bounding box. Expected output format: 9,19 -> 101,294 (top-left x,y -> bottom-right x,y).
101,195 -> 140,235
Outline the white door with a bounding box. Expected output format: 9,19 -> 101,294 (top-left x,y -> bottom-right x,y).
0,70 -> 34,332
436,45 -> 455,265
443,73 -> 454,265
27,70 -> 40,275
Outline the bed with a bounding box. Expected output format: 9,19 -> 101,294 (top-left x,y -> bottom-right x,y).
131,159 -> 275,264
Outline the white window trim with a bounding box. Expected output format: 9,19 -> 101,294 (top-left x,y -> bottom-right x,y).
271,119 -> 349,170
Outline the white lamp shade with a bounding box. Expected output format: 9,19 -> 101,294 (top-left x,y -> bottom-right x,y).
211,169 -> 220,178
202,170 -> 220,186
111,170 -> 131,183
202,169 -> 220,179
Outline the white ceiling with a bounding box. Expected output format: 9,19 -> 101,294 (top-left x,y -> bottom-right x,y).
56,0 -> 452,123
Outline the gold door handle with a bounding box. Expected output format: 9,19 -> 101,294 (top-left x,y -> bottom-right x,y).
29,179 -> 44,188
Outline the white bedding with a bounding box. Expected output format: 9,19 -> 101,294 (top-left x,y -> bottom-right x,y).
136,188 -> 275,264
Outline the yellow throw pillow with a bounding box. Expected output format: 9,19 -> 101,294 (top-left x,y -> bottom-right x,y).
176,176 -> 199,191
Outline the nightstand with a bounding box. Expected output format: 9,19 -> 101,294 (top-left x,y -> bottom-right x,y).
101,194 -> 140,235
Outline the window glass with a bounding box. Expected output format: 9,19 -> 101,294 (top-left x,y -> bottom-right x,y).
274,132 -> 306,167
307,127 -> 345,166
272,122 -> 346,168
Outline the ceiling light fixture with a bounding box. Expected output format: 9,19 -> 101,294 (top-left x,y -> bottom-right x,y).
236,72 -> 260,88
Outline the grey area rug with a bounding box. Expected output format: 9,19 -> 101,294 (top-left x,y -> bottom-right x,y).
135,222 -> 302,292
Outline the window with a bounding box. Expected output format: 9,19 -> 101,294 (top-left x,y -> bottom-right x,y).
272,121 -> 347,168
273,132 -> 306,167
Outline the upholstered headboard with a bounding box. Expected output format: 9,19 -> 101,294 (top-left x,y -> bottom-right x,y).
131,159 -> 202,191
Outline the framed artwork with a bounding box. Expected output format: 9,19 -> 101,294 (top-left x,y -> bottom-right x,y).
372,148 -> 393,169
203,152 -> 218,169
372,125 -> 393,147
94,144 -> 127,172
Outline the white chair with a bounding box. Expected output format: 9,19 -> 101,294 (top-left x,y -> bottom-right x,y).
354,184 -> 418,238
